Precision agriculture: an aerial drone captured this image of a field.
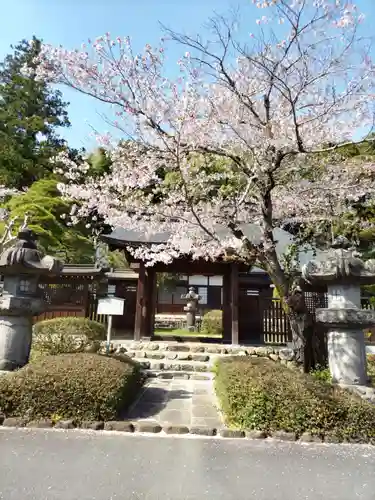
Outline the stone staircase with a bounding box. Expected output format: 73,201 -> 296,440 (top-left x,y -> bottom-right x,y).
106,341 -> 277,380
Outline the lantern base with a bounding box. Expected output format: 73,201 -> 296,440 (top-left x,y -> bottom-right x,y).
0,316 -> 32,372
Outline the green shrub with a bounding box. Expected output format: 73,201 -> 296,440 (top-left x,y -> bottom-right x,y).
215,356 -> 375,441
32,317 -> 105,355
0,353 -> 143,422
310,365 -> 332,383
368,355 -> 375,382
34,317 -> 105,339
200,309 -> 223,336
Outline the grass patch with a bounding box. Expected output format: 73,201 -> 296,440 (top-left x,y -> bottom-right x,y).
215,356 -> 375,442
154,328 -> 222,338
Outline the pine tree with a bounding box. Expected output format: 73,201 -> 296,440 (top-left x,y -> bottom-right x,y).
0,37 -> 70,189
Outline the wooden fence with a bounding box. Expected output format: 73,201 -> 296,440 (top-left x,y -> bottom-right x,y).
33,278 -> 375,344
261,293 -> 375,344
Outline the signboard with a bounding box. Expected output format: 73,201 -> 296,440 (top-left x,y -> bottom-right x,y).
97,297 -> 125,316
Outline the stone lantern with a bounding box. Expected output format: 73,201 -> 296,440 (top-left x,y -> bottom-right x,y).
302,237 -> 375,386
0,228 -> 63,371
181,287 -> 201,331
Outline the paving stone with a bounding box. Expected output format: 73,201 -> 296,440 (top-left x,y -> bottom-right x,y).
245,430 -> 267,439
344,436 -> 368,444
149,362 -> 164,370
299,432 -> 323,443
190,354 -> 210,362
80,421 -> 105,430
272,430 -> 296,441
189,346 -> 205,353
193,387 -> 212,395
170,381 -> 192,389
26,420 -> 54,429
129,342 -> 142,350
190,373 -> 212,381
193,364 -> 210,372
205,347 -> 222,354
163,424 -> 190,435
3,417 -> 27,427
219,428 -> 245,438
134,420 -> 162,433
177,353 -> 191,360
189,426 -> 217,436
169,387 -> 193,399
166,345 -> 190,352
156,372 -> 174,379
146,353 -> 165,360
158,410 -> 191,426
104,421 -> 134,432
165,352 -> 178,360
150,378 -> 172,386
192,395 -> 215,405
55,419 -> 76,430
192,405 -> 220,419
163,399 -> 191,410
145,343 -> 160,351
127,403 -> 165,420
138,361 -> 151,369
269,353 -> 279,362
191,417 -> 223,428
228,349 -> 248,356
172,372 -> 190,380
141,387 -> 169,403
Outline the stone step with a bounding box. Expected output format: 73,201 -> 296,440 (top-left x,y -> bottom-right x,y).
143,369 -> 214,381
114,342 -> 251,355
133,358 -> 212,372
126,351 -> 214,362
106,342 -> 293,363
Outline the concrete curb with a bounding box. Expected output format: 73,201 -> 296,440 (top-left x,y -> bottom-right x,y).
1,418 -> 374,446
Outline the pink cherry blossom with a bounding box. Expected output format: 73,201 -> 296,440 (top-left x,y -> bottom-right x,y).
30,0 -> 375,292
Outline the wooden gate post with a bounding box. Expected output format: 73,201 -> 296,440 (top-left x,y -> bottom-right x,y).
230,263 -> 239,345
222,269 -> 232,343
134,262 -> 146,340
146,267 -> 157,337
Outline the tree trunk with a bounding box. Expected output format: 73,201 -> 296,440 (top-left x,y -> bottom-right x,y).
286,309 -> 314,373
285,290 -> 327,373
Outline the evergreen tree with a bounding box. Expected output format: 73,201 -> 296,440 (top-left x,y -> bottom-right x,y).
1,179 -> 95,263
0,37 -> 70,189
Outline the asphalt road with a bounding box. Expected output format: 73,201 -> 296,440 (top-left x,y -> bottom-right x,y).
0,429 -> 374,500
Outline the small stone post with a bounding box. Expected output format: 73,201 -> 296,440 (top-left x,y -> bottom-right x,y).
302,237 -> 375,386
0,228 -> 63,371
181,286 -> 201,331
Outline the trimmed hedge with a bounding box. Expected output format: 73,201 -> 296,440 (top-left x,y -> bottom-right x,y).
32,317 -> 106,355
201,310 -> 223,336
368,355 -> 375,382
215,356 -> 375,442
0,353 -> 143,422
34,317 -> 106,339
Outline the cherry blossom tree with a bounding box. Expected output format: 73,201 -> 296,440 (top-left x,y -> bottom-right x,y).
30,0 -> 375,366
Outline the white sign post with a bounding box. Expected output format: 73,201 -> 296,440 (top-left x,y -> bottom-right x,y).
97,296 -> 125,353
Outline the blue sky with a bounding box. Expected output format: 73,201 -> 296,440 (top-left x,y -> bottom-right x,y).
1,0 -> 374,151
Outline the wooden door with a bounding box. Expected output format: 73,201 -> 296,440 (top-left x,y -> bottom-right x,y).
239,287 -> 261,344
112,281 -> 137,335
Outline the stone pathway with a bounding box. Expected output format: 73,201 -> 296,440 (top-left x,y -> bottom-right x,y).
125,378 -> 223,428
